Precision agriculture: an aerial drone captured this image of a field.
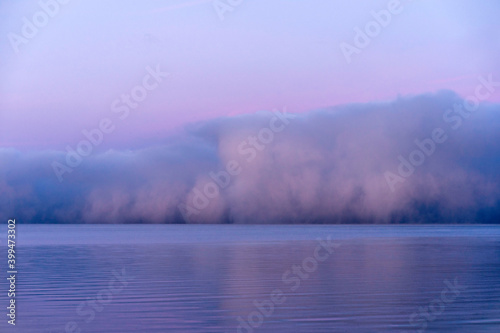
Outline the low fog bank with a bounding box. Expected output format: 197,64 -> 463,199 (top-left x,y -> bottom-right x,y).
2,91 -> 500,224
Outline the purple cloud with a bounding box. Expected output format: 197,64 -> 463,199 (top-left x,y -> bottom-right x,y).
2,91 -> 500,224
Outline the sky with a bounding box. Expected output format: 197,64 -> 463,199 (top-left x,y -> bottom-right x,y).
1,0 -> 499,149
1,0 -> 500,223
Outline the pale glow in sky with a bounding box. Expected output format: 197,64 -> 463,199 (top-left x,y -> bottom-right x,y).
0,0 -> 499,149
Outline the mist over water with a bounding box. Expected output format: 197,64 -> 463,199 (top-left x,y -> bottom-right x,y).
2,92 -> 500,224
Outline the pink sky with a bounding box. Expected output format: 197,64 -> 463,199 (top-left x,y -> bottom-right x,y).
0,0 -> 499,149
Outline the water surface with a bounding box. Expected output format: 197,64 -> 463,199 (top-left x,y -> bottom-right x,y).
1,225 -> 499,332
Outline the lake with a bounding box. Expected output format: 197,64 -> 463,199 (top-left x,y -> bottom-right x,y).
1,225 -> 500,332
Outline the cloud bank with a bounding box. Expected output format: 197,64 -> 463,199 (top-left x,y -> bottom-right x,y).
2,91 -> 500,224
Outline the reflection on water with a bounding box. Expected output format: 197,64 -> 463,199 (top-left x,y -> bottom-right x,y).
0,225 -> 499,332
